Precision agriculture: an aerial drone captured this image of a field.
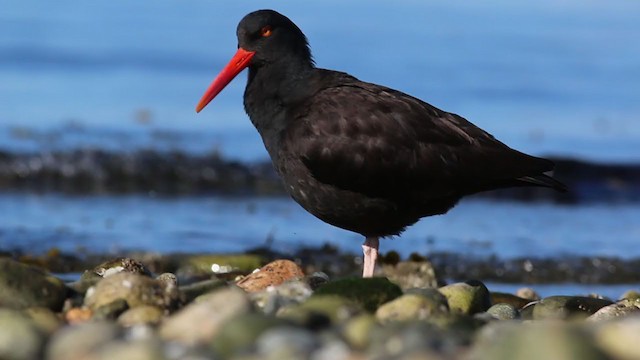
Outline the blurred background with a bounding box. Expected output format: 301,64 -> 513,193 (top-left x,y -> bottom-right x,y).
0,1 -> 639,293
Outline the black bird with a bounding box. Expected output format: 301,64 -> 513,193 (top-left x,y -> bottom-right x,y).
196,10 -> 566,277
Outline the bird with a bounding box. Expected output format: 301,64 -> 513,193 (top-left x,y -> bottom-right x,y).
196,9 -> 566,278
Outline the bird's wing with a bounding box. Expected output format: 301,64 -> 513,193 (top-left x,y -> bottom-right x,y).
286,81 -> 555,200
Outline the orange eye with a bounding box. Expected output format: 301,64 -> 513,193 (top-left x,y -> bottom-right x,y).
260,25 -> 272,37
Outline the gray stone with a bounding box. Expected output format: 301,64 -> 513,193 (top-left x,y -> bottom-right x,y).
24,306 -> 63,335
593,316 -> 640,360
94,339 -> 167,360
532,296 -> 613,320
0,309 -> 45,360
381,261 -> 438,290
587,299 -> 640,321
278,295 -> 362,326
438,280 -> 491,315
255,326 -> 318,359
84,272 -> 178,311
487,303 -> 519,320
118,305 -> 165,327
47,321 -> 121,360
0,258 -> 68,310
250,279 -> 313,314
211,313 -> 290,358
376,293 -> 449,323
159,285 -> 251,345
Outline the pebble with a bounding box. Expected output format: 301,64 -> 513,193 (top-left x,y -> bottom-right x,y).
0,309 -> 45,360
0,258 -> 68,310
487,303 -> 519,320
593,316 -> 640,360
236,259 -> 305,292
117,305 -> 165,326
46,321 -> 121,360
312,277 -> 403,312
587,299 -> 640,321
531,296 -> 613,320
84,272 -> 178,312
376,293 -> 449,323
438,280 -> 492,315
381,260 -> 438,290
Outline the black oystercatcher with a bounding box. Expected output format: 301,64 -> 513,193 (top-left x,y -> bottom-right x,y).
196,10 -> 566,277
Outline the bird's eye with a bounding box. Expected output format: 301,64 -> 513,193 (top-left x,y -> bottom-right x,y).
260,25 -> 272,38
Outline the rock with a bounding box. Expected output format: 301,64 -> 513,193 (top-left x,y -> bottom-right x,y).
46,321 -> 121,360
532,296 -> 613,320
210,313 -> 291,358
179,277 -> 226,303
118,305 -> 165,327
0,309 -> 45,360
587,299 -> 640,321
92,298 -> 129,320
0,258 -> 68,310
367,322 -> 450,359
376,292 -> 449,323
307,271 -> 330,290
159,286 -> 251,345
255,326 -> 318,359
594,316 -> 640,360
250,279 -> 313,314
516,287 -> 540,301
342,314 -> 377,350
490,292 -> 532,309
470,322 -> 609,360
64,307 -> 93,324
93,339 -> 167,360
620,290 -> 640,301
312,277 -> 403,312
487,303 -> 519,320
278,295 -> 362,326
236,259 -> 305,293
155,272 -> 178,288
438,280 -> 491,315
84,272 -> 178,311
177,254 -> 264,279
24,307 -> 63,335
381,261 -> 438,290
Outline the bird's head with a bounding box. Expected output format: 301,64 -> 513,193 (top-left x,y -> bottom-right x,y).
196,10 -> 312,113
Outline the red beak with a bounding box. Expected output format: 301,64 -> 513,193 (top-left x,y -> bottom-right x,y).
196,47 -> 256,113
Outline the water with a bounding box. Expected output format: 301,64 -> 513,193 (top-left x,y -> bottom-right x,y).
0,0 -> 639,162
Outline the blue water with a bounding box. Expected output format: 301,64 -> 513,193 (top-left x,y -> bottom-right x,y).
1,0 -> 639,161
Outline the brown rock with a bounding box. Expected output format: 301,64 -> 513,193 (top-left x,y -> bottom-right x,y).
65,307 -> 93,324
236,259 -> 304,293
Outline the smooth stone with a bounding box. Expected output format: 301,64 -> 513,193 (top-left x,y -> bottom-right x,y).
84,272 -> 178,311
46,321 -> 121,360
312,277 -> 403,312
0,309 -> 45,360
594,316 -> 640,360
490,292 -> 532,309
438,280 -> 491,315
487,303 -> 519,320
0,258 -> 68,310
159,286 -> 251,345
367,322 -> 449,359
532,296 -> 613,320
376,293 -> 449,324
307,272 -> 330,290
118,305 -> 165,326
278,295 -> 362,326
255,326 -> 318,359
74,258 -> 153,293
516,287 -> 540,301
587,299 -> 640,321
211,313 -> 291,358
236,259 -> 305,293
621,290 -> 640,301
64,307 -> 93,324
92,298 -> 129,320
24,306 -> 63,335
311,339 -> 354,360
94,339 -> 167,360
177,254 -> 264,278
179,277 -> 226,303
342,314 -> 378,350
155,273 -> 178,288
470,322 -> 609,360
381,261 -> 438,290
250,279 -> 313,314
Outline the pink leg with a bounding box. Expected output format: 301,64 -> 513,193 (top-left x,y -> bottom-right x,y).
362,236 -> 379,278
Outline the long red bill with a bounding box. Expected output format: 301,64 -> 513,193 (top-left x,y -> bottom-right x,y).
196,47 -> 256,113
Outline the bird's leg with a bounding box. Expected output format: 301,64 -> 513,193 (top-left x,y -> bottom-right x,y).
362,236 -> 379,278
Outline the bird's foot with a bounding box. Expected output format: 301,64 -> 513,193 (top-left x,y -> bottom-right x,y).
362,236 -> 379,278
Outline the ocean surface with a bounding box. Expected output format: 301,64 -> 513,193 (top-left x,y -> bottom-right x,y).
1,0 -> 639,292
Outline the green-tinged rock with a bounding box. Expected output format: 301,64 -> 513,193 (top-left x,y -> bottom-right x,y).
84,272 -> 178,311
211,313 -> 291,358
342,314 -> 378,349
312,277 -> 402,312
376,292 -> 449,323
118,305 -> 165,326
0,258 -> 68,310
594,316 -> 640,360
278,295 -> 362,326
250,279 -> 313,314
92,299 -> 129,320
75,258 -> 153,293
438,280 -> 491,315
178,254 -> 264,277
46,321 -> 121,360
490,292 -> 532,309
621,290 -> 640,301
587,299 -> 640,321
159,286 -> 251,345
0,309 -> 45,360
381,261 -> 438,290
24,307 -> 63,335
179,277 -> 226,303
487,303 -> 519,320
470,322 -> 609,360
532,296 -> 613,320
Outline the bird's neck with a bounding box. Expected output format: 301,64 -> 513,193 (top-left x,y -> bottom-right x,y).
243,60 -> 315,157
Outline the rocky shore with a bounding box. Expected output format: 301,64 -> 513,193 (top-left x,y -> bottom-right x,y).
1,149 -> 639,202
1,253 -> 639,360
